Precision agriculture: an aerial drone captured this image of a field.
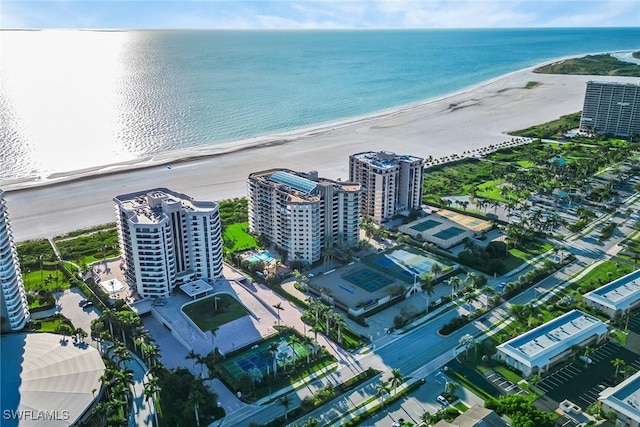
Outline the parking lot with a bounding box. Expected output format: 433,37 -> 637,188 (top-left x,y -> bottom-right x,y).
536,342 -> 640,409
483,370 -> 529,396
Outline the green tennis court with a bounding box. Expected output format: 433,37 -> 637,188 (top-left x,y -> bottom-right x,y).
344,269 -> 393,292
410,219 -> 442,232
433,226 -> 467,240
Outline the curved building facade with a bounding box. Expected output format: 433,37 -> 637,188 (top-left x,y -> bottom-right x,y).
0,189 -> 30,333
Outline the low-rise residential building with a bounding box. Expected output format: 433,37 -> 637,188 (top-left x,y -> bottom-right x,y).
247,169 -> 360,264
496,310 -> 608,377
583,269 -> 640,318
599,370 -> 640,427
349,151 -> 424,223
114,188 -> 223,299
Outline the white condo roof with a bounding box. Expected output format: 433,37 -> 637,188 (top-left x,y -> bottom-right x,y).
497,310 -> 608,369
600,370 -> 640,423
1,333 -> 105,427
583,269 -> 640,312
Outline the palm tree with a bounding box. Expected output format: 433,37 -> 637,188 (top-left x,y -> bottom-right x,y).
332,312 -> 346,344
113,342 -> 132,369
430,263 -> 443,279
143,376 -> 160,427
288,335 -> 301,367
268,342 -> 279,378
186,349 -> 199,369
188,382 -> 207,426
613,358 -> 626,376
459,334 -> 476,358
195,354 -> 207,378
422,277 -> 435,312
464,294 -> 476,313
389,368 -> 404,395
278,394 -> 292,420
273,302 -> 284,330
376,379 -> 390,408
449,276 -> 461,299
299,335 -> 314,365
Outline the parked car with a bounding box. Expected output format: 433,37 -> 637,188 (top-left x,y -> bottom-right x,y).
78,299 -> 89,307
83,301 -> 94,309
437,395 -> 449,405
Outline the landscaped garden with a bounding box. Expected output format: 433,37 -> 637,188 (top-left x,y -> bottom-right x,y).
54,226 -> 119,266
182,294 -> 250,333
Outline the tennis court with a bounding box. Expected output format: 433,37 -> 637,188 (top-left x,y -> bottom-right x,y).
433,226 -> 467,240
222,333 -> 308,380
344,269 -> 393,292
410,219 -> 442,232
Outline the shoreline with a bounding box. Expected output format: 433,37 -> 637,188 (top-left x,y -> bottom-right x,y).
4,53 -> 640,242
2,50 -> 633,193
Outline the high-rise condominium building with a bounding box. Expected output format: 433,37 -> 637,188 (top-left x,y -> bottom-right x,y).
114,188 -> 223,299
0,189 -> 30,333
349,151 -> 424,223
579,81 -> 640,137
247,169 -> 361,264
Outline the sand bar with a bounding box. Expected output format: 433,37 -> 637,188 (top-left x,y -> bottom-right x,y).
4,59 -> 639,242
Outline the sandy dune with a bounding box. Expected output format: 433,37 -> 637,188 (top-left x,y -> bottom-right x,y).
4,63 -> 638,242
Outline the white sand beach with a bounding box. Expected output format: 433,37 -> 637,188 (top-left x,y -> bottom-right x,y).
4,60 -> 639,242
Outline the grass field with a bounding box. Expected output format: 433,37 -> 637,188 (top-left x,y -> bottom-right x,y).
223,222 -> 258,252
22,268 -> 70,292
182,294 -> 250,333
33,315 -> 74,333
577,260 -> 635,288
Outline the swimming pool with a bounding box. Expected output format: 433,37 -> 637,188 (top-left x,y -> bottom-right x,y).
246,251 -> 275,264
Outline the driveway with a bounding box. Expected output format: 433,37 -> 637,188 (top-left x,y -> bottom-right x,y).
57,288 -> 100,345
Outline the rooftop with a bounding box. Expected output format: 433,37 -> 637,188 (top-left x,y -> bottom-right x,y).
600,370 -> 640,423
114,188 -> 218,225
249,169 -> 359,201
180,279 -> 214,298
498,310 -> 607,368
588,80 -> 640,88
1,333 -> 105,427
584,269 -> 640,311
351,151 -> 423,169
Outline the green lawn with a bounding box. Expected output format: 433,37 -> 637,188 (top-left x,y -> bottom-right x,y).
223,222 -> 258,252
33,315 -> 74,333
182,294 -> 250,332
516,160 -> 535,168
476,179 -> 507,201
22,268 -> 70,292
577,260 -> 634,288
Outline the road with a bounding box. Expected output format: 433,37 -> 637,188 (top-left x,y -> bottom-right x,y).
222,196 -> 640,426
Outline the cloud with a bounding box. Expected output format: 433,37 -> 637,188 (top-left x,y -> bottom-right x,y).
1,0 -> 639,29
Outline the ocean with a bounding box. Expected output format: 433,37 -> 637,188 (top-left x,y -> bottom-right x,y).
1,28 -> 639,182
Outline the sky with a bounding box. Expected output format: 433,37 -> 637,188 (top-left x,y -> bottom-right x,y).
1,0 -> 639,29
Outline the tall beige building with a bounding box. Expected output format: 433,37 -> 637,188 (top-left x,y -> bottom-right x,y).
247,169 -> 360,264
349,151 -> 424,223
114,188 -> 223,299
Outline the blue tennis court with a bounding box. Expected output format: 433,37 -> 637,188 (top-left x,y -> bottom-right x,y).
222,332 -> 308,379
344,269 -> 393,292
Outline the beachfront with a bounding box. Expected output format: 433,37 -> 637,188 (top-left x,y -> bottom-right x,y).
3,61 -> 639,242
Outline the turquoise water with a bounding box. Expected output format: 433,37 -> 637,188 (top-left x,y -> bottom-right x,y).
1,28 -> 639,180
246,251 -> 275,264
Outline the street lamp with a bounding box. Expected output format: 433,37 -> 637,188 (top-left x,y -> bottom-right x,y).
214,296 -> 221,312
